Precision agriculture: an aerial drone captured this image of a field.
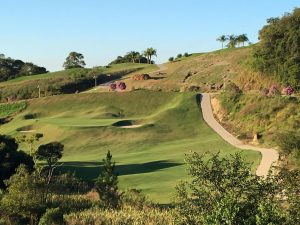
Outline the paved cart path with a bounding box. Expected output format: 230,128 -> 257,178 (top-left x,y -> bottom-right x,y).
200,93 -> 279,177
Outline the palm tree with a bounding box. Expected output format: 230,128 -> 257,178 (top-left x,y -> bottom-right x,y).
227,35 -> 237,48
143,48 -> 157,64
239,34 -> 249,47
136,52 -> 142,63
127,51 -> 140,63
216,35 -> 228,49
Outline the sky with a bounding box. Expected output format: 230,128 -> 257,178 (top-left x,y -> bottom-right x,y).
0,0 -> 299,71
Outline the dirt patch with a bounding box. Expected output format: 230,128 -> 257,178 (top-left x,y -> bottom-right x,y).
211,97 -> 225,122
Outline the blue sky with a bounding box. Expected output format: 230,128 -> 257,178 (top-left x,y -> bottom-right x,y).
1,0 -> 298,71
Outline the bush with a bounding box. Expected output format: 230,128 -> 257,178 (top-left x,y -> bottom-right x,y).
65,207 -> 175,225
220,82 -> 242,113
276,132 -> 300,155
39,208 -> 64,225
184,52 -> 189,57
176,54 -> 182,58
168,57 -> 174,62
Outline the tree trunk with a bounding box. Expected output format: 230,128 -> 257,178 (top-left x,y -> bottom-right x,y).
149,56 -> 152,64
222,42 -> 223,49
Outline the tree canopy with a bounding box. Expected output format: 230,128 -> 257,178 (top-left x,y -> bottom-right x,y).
0,135 -> 34,189
175,151 -> 300,225
0,55 -> 47,82
63,52 -> 86,69
253,8 -> 300,89
108,51 -> 149,65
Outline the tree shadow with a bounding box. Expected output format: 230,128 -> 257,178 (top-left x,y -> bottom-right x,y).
151,76 -> 166,80
56,160 -> 183,181
196,94 -> 203,107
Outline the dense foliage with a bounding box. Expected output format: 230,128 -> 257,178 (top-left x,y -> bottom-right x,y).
63,52 -> 86,69
175,152 -> 300,225
0,55 -> 47,82
253,8 -> 300,89
109,52 -> 148,65
0,135 -> 34,189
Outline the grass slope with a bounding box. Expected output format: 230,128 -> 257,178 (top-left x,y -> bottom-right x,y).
0,63 -> 158,87
1,91 -> 260,203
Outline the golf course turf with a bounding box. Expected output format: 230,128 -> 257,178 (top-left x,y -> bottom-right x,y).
0,90 -> 260,203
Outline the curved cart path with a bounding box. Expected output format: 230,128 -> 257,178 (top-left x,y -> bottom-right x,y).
200,93 -> 279,177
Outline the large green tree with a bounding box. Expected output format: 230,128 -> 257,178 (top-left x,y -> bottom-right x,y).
95,151 -> 119,208
63,52 -> 86,69
253,8 -> 300,88
0,56 -> 47,82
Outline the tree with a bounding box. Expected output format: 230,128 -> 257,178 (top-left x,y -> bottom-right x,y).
0,135 -> 34,189
0,56 -> 47,82
143,48 -> 157,64
177,53 -> 182,58
63,52 -> 86,69
175,152 -> 284,224
276,131 -> 300,156
0,165 -> 47,225
35,142 -> 64,184
17,133 -> 44,157
227,35 -> 237,48
216,35 -> 228,49
253,8 -> 300,88
126,51 -> 140,63
237,34 -> 249,47
169,57 -> 174,62
95,151 -> 119,208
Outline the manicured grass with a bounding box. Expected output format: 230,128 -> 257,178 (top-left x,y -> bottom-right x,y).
1,91 -> 260,203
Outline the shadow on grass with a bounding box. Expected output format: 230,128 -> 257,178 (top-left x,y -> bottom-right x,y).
56,160 -> 183,181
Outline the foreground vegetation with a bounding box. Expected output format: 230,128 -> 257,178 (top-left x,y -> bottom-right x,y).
0,140 -> 299,225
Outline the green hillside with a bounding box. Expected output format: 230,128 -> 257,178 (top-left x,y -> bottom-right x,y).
0,90 -> 260,203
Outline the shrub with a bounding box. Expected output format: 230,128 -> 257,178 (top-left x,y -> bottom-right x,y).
168,57 -> 174,62
64,207 -> 175,225
39,208 -> 64,225
276,132 -> 300,156
220,82 -> 242,113
184,52 -> 189,57
118,82 -> 126,90
176,54 -> 182,58
110,82 -> 117,91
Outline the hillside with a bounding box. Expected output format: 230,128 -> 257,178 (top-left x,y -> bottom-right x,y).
119,46 -> 277,92
0,63 -> 158,102
0,90 -> 260,203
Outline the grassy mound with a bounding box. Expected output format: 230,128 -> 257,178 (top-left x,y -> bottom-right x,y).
1,91 -> 260,203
